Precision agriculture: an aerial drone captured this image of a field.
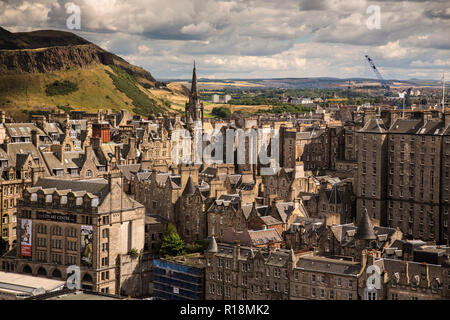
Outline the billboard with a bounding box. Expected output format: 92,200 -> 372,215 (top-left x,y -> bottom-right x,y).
21,219 -> 32,257
81,225 -> 93,267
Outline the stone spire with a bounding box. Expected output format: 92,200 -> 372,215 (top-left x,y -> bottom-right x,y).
191,60 -> 199,100
355,208 -> 376,240
182,175 -> 196,196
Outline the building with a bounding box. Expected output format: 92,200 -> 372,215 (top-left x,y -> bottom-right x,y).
185,62 -> 204,123
291,253 -> 361,300
0,168 -> 145,296
204,237 -> 296,300
153,254 -> 205,300
0,271 -> 65,300
356,114 -> 450,243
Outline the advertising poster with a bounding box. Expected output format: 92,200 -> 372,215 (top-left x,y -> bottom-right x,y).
81,225 -> 93,267
20,219 -> 32,257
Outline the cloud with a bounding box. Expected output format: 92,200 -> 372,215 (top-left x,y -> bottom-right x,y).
0,0 -> 448,80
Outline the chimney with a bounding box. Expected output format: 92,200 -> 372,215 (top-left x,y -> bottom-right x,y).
294,161 -> 304,179
31,167 -> 44,186
31,130 -> 39,148
91,137 -> 101,151
50,144 -> 64,163
115,145 -> 121,164
106,168 -> 122,194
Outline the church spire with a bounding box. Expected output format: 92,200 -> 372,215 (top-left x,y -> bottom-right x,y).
191,60 -> 199,99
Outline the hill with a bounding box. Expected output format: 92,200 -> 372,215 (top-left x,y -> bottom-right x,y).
0,27 -> 173,120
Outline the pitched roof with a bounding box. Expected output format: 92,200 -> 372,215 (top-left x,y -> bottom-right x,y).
182,176 -> 196,196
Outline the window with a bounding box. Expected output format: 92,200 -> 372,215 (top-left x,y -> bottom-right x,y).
311,288 -> 316,297
368,291 -> 377,300
348,279 -> 353,288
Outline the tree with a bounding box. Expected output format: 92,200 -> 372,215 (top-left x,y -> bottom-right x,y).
159,223 -> 185,257
211,107 -> 231,118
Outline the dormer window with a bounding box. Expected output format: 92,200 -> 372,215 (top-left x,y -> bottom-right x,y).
68,197 -> 75,208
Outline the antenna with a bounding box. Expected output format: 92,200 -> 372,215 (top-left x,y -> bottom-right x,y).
442,73 -> 446,114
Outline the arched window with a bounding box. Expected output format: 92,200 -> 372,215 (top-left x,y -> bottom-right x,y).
22,265 -> 32,274
37,267 -> 47,276
52,269 -> 62,279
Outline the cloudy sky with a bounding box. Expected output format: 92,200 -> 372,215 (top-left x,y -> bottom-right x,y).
1,0 -> 449,80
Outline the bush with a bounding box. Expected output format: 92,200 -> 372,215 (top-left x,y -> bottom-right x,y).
211,106 -> 231,118
45,80 -> 79,96
159,223 -> 185,257
128,248 -> 140,258
184,239 -> 209,254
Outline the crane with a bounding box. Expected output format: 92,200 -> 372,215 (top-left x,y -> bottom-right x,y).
364,55 -> 392,96
364,54 -> 406,111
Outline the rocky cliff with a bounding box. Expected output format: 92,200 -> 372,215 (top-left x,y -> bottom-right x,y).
0,27 -> 156,87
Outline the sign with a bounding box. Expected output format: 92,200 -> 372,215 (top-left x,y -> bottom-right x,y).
173,287 -> 179,294
21,219 -> 32,257
37,212 -> 77,223
81,225 -> 93,267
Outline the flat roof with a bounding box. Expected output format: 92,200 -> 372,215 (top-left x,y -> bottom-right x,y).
47,292 -> 123,300
0,271 -> 65,295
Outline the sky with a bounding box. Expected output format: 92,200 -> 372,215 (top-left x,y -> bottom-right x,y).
1,0 -> 449,80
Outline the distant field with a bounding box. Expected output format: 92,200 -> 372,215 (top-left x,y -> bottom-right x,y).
174,80 -> 264,90
149,82 -> 271,116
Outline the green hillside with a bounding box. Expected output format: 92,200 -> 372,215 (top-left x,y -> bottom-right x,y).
0,64 -> 168,120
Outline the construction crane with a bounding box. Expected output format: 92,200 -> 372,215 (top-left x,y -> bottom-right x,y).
364,54 -> 406,111
364,55 -> 393,96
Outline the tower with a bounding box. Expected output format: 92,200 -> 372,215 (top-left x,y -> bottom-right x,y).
185,61 -> 204,124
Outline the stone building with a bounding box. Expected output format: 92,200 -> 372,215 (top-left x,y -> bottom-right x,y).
176,176 -> 208,242
204,238 -> 296,300
356,117 -> 389,228
356,115 -> 450,243
290,252 -> 362,300
0,137 -> 48,251
0,170 -> 145,296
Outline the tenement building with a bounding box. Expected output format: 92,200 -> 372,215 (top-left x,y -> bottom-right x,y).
204,237 -> 296,300
356,115 -> 450,244
0,168 -> 145,296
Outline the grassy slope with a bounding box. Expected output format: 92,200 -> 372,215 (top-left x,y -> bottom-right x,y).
0,64 -> 141,120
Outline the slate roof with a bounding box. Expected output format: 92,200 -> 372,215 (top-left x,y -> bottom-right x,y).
389,119 -> 423,134
248,229 -> 283,246
260,215 -> 282,226
296,254 -> 361,275
274,202 -> 295,223
359,118 -> 387,133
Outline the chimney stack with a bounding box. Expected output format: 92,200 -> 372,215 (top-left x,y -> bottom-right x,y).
31,130 -> 40,148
